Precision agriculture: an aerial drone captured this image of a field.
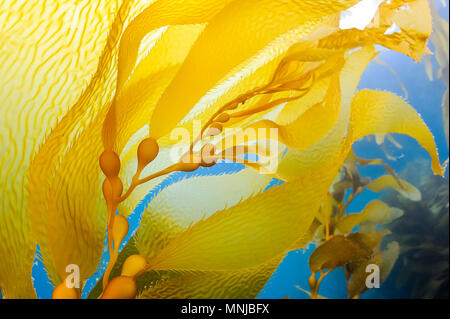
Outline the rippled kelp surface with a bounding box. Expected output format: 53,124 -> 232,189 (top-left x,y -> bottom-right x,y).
0,0 -> 447,299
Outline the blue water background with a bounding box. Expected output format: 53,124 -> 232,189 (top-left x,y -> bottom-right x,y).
12,2 -> 448,300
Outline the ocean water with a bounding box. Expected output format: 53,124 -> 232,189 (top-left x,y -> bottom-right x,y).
12,2 -> 449,300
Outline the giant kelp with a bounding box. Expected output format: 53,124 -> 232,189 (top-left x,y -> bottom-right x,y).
424,0 -> 449,147
0,0 -> 445,299
297,151 -> 408,299
384,160 -> 449,299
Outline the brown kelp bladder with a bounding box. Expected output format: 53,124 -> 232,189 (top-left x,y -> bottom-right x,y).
0,0 -> 445,299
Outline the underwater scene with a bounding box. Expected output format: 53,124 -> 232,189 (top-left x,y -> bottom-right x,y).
0,0 -> 448,300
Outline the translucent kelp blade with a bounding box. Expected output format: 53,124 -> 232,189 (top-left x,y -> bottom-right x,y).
345,233 -> 397,298
277,88 -> 443,182
309,235 -> 372,273
349,90 -> 442,176
273,46 -> 377,181
191,47 -> 346,156
103,25 -> 206,215
135,168 -> 272,259
365,175 -> 422,201
0,0 -> 140,298
114,0 -> 235,93
138,259 -> 280,299
112,24 -> 206,152
137,217 -> 319,299
336,200 -> 404,234
145,169 -> 330,272
319,0 -> 432,62
27,2 -> 190,287
220,59 -> 345,151
380,241 -> 401,283
103,0 -> 237,148
148,0 -> 361,140
152,15 -> 343,152
88,213 -> 319,299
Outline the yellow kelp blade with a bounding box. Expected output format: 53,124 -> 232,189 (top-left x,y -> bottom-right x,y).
273,46 -> 377,181
349,90 -> 442,176
137,213 -> 319,299
336,200 -> 404,234
365,175 -> 422,201
110,24 -> 206,152
135,168 -> 273,258
163,36 -> 344,152
152,17 -> 341,150
28,23 -> 203,286
309,235 -> 372,273
148,0 -> 361,140
318,0 -> 432,63
276,88 -> 443,182
0,0 -> 139,298
215,56 -> 346,152
238,66 -> 343,150
145,167 -> 332,272
138,259 -> 280,299
345,234 -> 398,298
115,0 -> 235,92
137,226 -> 317,299
103,0 -> 236,148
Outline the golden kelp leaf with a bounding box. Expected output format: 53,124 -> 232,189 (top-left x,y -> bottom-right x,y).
366,175 -> 421,201
115,0 -> 235,93
152,14 -> 341,152
275,36 -> 441,188
112,24 -> 206,152
28,50 -> 189,286
0,0 -> 145,298
138,259 -> 280,299
27,1 -> 193,287
236,63 -> 344,150
322,0 -> 432,62
135,168 -> 272,258
106,24 -> 207,214
309,235 -> 372,273
103,0 -> 236,148
149,0 -> 361,140
273,46 -> 378,181
149,19 -> 338,150
349,90 -> 443,176
214,54 -> 346,155
145,167 -> 332,272
315,193 -> 336,225
348,229 -> 391,250
336,200 -> 404,234
345,236 -> 399,298
137,219 -> 318,299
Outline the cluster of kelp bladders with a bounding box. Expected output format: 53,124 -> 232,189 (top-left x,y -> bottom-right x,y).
0,0 -> 446,299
